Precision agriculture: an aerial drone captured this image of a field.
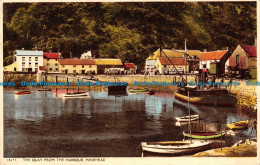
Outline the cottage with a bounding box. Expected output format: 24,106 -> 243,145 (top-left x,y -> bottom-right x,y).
43,53 -> 61,73
13,50 -> 44,72
58,59 -> 97,74
145,48 -> 201,75
225,44 -> 257,78
155,58 -> 188,75
4,62 -> 17,72
200,50 -> 229,75
124,63 -> 136,74
94,59 -> 123,74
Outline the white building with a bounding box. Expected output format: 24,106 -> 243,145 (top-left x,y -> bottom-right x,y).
80,51 -> 92,59
14,50 -> 43,72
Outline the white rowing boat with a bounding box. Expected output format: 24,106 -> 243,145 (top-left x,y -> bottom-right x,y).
175,114 -> 199,122
63,92 -> 89,97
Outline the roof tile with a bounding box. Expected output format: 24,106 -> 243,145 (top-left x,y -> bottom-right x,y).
200,51 -> 228,61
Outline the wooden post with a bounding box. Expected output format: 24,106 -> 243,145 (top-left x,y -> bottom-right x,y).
67,77 -> 69,94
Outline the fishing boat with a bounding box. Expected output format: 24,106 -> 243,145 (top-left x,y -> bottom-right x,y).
38,88 -> 51,91
63,92 -> 89,97
175,114 -> 199,122
15,91 -> 31,95
183,131 -> 225,140
130,88 -> 149,93
227,120 -> 248,130
141,140 -> 212,154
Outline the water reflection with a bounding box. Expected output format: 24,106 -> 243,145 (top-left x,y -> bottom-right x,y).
4,88 -> 252,157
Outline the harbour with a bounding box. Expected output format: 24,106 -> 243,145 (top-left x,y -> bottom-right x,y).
4,87 -> 256,157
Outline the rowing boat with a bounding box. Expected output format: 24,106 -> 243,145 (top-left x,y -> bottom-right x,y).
183,131 -> 225,139
63,92 -> 89,97
141,140 -> 212,154
227,120 -> 248,129
15,91 -> 31,95
175,114 -> 199,122
130,88 -> 149,93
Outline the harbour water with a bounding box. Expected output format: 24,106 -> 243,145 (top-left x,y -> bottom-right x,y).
4,88 -> 255,157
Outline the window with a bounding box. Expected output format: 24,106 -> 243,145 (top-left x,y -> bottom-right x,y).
29,63 -> 31,67
56,59 -> 58,61
73,70 -> 76,73
89,65 -> 92,68
22,68 -> 25,71
62,65 -> 65,68
35,57 -> 38,61
29,57 -> 31,61
35,68 -> 38,72
49,68 -> 53,71
203,64 -> 206,68
73,65 -> 76,68
55,63 -> 58,66
55,68 -> 58,71
22,57 -> 25,61
22,62 -> 25,67
62,70 -> 65,73
236,55 -> 240,64
82,65 -> 84,68
164,65 -> 167,68
35,63 -> 38,67
47,59 -> 49,61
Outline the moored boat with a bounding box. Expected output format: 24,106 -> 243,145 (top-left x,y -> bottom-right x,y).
108,85 -> 127,92
63,92 -> 89,97
130,88 -> 149,93
141,140 -> 212,154
175,114 -> 199,122
15,91 -> 31,95
146,90 -> 155,95
38,88 -> 51,91
174,90 -> 235,107
227,120 -> 248,130
183,131 -> 225,139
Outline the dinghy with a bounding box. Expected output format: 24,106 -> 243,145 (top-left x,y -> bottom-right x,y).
183,131 -> 225,140
63,92 -> 89,97
175,114 -> 199,122
227,120 -> 248,130
15,91 -> 31,95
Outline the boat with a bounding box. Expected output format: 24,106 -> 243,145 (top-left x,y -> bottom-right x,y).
175,114 -> 199,122
174,88 -> 235,107
63,92 -> 89,97
130,88 -> 149,93
141,90 -> 212,155
227,120 -> 248,130
108,85 -> 127,92
146,90 -> 155,95
141,140 -> 212,154
38,88 -> 51,91
183,131 -> 225,140
15,91 -> 31,95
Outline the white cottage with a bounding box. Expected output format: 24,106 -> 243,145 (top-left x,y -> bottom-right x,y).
14,50 -> 43,72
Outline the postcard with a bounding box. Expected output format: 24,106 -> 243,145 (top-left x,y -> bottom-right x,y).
0,0 -> 259,165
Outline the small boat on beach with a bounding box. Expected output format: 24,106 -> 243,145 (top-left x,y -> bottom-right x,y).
130,88 -> 149,93
227,120 -> 248,130
175,114 -> 199,122
15,91 -> 31,95
183,131 -> 225,140
141,140 -> 212,154
63,92 -> 89,97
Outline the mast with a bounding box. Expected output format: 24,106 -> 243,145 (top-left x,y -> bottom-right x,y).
185,39 -> 188,86
188,90 -> 192,143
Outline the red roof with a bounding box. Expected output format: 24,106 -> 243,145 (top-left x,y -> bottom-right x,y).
240,44 -> 257,58
158,58 -> 187,65
43,53 -> 60,59
39,66 -> 46,71
59,59 -> 96,65
124,63 -> 135,68
200,51 -> 228,61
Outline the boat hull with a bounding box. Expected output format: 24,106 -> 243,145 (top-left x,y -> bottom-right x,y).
183,132 -> 225,139
227,120 -> 248,129
174,92 -> 235,107
175,115 -> 199,122
15,91 -> 31,95
63,92 -> 89,97
141,141 -> 212,154
130,88 -> 149,93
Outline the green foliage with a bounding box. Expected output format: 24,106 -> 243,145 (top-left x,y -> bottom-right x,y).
3,2 -> 256,67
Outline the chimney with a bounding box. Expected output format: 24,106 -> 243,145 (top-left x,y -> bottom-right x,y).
203,49 -> 207,52
22,48 -> 24,50
226,47 -> 229,51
